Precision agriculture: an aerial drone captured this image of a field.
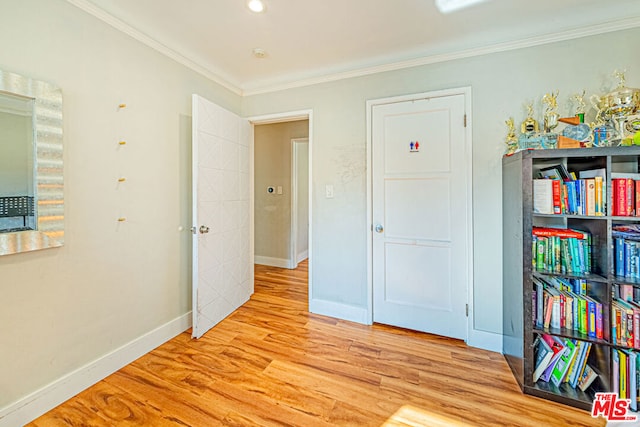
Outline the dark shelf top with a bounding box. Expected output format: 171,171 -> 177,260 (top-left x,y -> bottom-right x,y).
503,146 -> 640,164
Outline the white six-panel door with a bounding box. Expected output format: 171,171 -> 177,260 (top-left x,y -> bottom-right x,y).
372,93 -> 469,340
192,94 -> 253,339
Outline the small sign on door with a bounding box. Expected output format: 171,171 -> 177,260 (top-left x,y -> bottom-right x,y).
409,141 -> 420,153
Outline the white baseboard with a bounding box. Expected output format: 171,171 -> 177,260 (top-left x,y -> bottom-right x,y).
0,312 -> 192,427
254,255 -> 293,269
296,250 -> 308,264
309,298 -> 370,324
467,327 -> 503,353
309,298 -> 502,354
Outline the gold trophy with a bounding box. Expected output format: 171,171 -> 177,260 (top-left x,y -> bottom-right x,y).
542,90 -> 560,133
590,70 -> 640,133
571,90 -> 586,123
504,117 -> 518,155
520,102 -> 539,134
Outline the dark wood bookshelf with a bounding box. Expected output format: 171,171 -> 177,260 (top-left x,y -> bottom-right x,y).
502,146 -> 640,412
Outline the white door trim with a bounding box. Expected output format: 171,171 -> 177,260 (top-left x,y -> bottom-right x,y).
365,88 -> 473,340
291,138 -> 309,268
248,109 -> 313,299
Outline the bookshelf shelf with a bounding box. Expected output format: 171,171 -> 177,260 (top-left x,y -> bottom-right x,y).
532,327 -> 609,346
532,213 -> 606,220
526,382 -> 594,411
532,270 -> 607,283
611,276 -> 640,287
611,216 -> 640,221
503,146 -> 640,412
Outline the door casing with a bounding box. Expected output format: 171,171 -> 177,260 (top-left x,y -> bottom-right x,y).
248,109 -> 313,297
291,138 -> 309,268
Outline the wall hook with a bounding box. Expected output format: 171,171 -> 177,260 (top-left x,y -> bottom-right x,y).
117,217 -> 126,222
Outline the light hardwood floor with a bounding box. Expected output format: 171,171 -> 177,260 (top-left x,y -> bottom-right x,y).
29,261 -> 605,426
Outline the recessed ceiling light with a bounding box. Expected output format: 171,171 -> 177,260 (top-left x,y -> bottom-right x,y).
252,48 -> 267,58
247,0 -> 265,13
435,0 -> 489,14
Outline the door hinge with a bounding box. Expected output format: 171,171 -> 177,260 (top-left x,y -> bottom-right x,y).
465,304 -> 469,317
464,114 -> 467,128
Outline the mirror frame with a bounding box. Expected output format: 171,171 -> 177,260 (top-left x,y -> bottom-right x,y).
0,69 -> 63,256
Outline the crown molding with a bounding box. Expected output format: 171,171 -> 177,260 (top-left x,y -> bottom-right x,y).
242,15 -> 640,96
65,0 -> 640,98
65,0 -> 243,96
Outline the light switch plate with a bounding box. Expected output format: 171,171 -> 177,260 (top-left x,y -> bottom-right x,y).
325,184 -> 334,198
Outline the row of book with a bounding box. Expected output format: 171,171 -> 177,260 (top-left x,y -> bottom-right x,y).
533,276 -> 603,339
612,177 -> 640,217
613,283 -> 640,350
532,227 -> 592,275
532,164 -> 640,217
613,297 -> 640,348
614,225 -> 640,279
533,333 -> 597,392
533,165 -> 606,216
535,336 -> 640,410
613,348 -> 640,411
619,283 -> 640,302
533,178 -> 605,216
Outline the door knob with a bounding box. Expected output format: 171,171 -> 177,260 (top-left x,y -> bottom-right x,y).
375,224 -> 384,233
199,225 -> 210,234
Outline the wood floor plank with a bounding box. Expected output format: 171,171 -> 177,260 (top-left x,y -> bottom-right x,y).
28,259 -> 605,426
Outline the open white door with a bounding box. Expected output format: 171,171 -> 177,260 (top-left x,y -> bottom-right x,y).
192,94 -> 253,339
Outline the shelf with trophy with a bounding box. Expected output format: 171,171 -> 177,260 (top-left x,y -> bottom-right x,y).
502,70 -> 640,413
504,70 -> 640,156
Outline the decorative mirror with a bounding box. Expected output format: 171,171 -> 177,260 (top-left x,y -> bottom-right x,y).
0,69 -> 63,255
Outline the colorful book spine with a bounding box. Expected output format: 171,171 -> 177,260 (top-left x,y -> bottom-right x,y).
636,180 -> 640,217
616,237 -> 626,277
587,297 -> 597,338
595,176 -> 604,215
629,351 -> 637,411
552,179 -> 562,214
621,350 -> 628,399
596,301 -> 603,340
586,179 -> 596,216
613,179 -> 638,216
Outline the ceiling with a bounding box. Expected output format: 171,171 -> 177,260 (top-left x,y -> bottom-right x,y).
69,0 -> 640,95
